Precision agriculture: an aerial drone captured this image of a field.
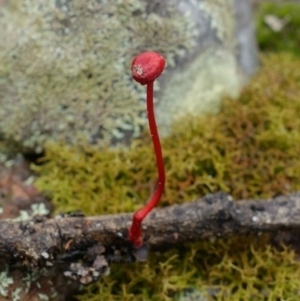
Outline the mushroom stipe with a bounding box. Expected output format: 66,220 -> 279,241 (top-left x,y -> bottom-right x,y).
128,51 -> 166,247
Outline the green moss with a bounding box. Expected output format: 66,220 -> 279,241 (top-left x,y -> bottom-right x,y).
78,237 -> 300,301
256,2 -> 300,56
33,52 -> 300,299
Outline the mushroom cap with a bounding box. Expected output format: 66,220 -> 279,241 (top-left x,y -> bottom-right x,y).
131,51 -> 166,85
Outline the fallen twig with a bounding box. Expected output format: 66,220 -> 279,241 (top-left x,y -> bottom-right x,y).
1,191 -> 300,268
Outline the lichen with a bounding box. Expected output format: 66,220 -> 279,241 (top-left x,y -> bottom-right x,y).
12,287 -> 22,301
0,265 -> 74,300
33,52 -> 300,300
38,293 -> 50,301
0,0 -> 196,153
198,0 -> 235,49
0,267 -> 14,297
12,203 -> 49,222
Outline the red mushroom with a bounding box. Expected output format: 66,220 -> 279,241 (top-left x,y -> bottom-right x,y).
128,51 -> 166,247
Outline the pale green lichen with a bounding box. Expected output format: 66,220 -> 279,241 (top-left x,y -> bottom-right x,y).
176,288 -> 208,301
0,266 -> 61,300
12,287 -> 22,301
0,267 -> 14,297
38,293 -> 50,301
198,0 -> 235,49
0,0 -> 196,153
22,269 -> 42,292
12,203 -> 49,222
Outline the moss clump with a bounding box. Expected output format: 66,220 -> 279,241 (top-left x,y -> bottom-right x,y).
79,237 -> 300,301
0,0 -> 196,153
256,2 -> 300,57
33,52 -> 300,299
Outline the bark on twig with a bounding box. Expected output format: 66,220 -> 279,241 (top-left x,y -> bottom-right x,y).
1,192 -> 300,266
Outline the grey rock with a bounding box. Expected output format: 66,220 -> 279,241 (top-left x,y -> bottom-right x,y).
0,0 -> 258,152
156,0 -> 259,136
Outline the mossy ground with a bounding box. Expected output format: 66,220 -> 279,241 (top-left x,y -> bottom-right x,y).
33,52 -> 300,300
80,237 -> 300,301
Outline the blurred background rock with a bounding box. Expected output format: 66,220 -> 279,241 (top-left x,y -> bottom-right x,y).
0,0 -> 258,154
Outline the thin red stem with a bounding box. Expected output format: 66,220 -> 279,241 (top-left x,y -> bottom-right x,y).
128,82 -> 165,246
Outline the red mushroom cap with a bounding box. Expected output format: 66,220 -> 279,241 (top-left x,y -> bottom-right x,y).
131,51 -> 166,85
